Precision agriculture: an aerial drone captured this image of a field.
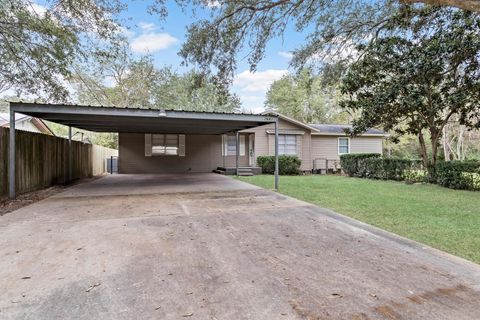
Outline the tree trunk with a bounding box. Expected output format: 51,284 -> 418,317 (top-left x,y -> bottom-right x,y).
418,131 -> 429,168
430,128 -> 441,168
442,125 -> 450,161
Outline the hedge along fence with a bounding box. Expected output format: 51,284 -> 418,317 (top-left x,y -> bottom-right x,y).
0,127 -> 93,200
256,155 -> 301,175
340,153 -> 480,190
435,160 -> 480,190
340,153 -> 423,181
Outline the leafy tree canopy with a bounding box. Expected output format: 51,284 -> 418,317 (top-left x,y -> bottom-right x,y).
341,6 -> 480,166
265,68 -> 349,124
0,0 -> 123,100
71,41 -> 241,112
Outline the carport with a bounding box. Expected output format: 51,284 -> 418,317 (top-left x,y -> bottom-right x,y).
8,102 -> 279,199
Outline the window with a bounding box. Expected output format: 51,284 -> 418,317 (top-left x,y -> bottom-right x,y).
226,135 -> 237,156
222,134 -> 246,156
152,134 -> 178,155
279,135 -> 297,155
145,134 -> 185,157
338,137 -> 350,154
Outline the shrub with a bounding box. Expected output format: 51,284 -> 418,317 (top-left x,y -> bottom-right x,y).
435,160 -> 480,190
340,153 -> 381,177
256,155 -> 301,175
404,169 -> 428,183
380,158 -> 423,180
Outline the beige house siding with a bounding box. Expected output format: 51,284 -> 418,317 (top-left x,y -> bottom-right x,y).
118,133 -> 249,174
243,119 -> 312,170
312,136 -> 383,160
350,137 -> 383,154
118,117 -> 384,174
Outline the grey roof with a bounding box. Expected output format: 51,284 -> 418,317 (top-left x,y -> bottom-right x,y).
9,102 -> 277,135
309,124 -> 385,135
0,112 -> 31,126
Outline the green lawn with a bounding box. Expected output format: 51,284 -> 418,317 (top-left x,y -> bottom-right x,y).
237,175 -> 480,264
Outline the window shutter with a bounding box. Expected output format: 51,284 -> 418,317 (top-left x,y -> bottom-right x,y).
145,134 -> 152,157
178,134 -> 186,157
239,135 -> 246,156
221,135 -> 226,156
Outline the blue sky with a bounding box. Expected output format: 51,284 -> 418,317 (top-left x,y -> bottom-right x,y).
28,0 -> 307,112
116,1 -> 306,113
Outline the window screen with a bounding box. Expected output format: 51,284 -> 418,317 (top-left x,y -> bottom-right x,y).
152,134 -> 178,155
338,137 -> 350,154
279,135 -> 297,155
226,135 -> 237,156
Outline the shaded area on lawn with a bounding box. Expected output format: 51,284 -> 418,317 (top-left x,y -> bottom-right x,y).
237,175 -> 480,264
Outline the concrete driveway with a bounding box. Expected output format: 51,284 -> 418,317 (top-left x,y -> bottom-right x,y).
0,174 -> 479,320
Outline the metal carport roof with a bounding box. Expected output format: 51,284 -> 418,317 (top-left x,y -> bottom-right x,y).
9,102 -> 277,135
7,102 -> 280,199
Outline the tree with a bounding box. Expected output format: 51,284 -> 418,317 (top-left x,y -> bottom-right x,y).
176,0 -> 480,85
71,42 -> 241,112
71,41 -> 160,109
341,6 -> 480,167
265,68 -> 349,124
402,0 -> 480,12
0,0 -> 122,100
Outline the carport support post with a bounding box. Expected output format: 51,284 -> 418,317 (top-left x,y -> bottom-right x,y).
8,108 -> 16,199
68,126 -> 72,182
235,131 -> 239,176
274,118 -> 279,190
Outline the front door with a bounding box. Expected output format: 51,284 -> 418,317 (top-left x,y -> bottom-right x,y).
248,134 -> 255,166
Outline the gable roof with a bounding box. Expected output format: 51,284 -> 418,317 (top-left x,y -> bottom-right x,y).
0,112 -> 55,135
261,110 -> 386,136
309,124 -> 386,136
261,111 -> 320,132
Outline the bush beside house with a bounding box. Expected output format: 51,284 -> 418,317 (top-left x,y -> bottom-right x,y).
257,155 -> 301,175
340,153 -> 480,191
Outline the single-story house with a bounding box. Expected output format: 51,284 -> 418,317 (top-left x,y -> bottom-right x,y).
119,111 -> 386,174
0,112 -> 54,135
7,102 -> 386,198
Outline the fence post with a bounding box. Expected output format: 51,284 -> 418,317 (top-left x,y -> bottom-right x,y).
274,117 -> 279,190
8,109 -> 15,199
68,126 -> 72,182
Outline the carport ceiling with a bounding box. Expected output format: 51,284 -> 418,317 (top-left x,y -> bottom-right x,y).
10,102 -> 276,134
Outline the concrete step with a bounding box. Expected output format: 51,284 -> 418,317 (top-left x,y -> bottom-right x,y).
238,172 -> 254,176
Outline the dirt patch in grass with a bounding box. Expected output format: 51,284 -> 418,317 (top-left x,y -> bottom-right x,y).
0,176 -> 104,216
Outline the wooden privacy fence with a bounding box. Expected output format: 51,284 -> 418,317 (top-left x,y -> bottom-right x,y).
0,127 -> 102,200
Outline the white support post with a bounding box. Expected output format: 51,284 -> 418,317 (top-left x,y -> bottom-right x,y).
236,131 -> 239,176
274,118 -> 279,190
8,108 -> 16,199
68,126 -> 72,182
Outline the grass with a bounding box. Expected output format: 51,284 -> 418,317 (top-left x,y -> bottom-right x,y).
237,175 -> 480,264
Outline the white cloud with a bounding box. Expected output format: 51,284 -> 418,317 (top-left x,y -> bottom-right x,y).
233,69 -> 288,113
131,32 -> 178,54
27,2 -> 47,17
138,22 -> 156,32
278,51 -> 293,59
204,0 -> 221,8
233,69 -> 287,93
118,26 -> 134,39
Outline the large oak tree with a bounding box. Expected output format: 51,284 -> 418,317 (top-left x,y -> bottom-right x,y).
341,6 -> 480,167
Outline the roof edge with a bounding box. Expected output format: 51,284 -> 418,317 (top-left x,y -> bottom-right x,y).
260,111 -> 320,132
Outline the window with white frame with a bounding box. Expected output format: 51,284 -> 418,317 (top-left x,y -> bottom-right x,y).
338,137 -> 350,154
144,134 -> 185,156
279,134 -> 297,155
